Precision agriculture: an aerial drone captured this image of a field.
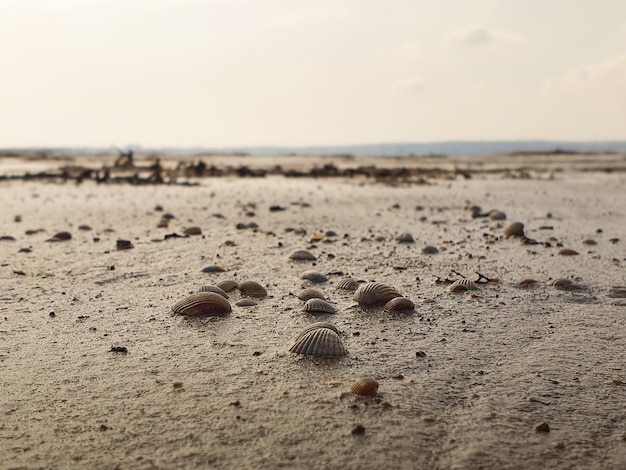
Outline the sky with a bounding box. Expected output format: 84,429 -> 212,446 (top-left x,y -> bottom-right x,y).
1,0 -> 625,148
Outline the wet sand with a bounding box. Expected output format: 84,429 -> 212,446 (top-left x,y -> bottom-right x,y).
1,154 -> 625,469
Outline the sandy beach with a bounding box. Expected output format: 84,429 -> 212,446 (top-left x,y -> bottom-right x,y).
1,152 -> 625,470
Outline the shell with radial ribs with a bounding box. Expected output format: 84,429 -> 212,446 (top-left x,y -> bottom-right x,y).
303,298 -> 337,315
337,278 -> 359,291
504,222 -> 525,238
449,279 -> 477,292
517,279 -> 538,287
197,285 -> 229,298
384,297 -> 415,312
289,250 -> 316,261
301,270 -> 328,283
289,328 -> 346,357
217,280 -> 239,292
171,292 -> 232,317
549,278 -> 573,287
293,322 -> 340,342
298,288 -> 326,301
354,282 -> 402,306
350,377 -> 379,396
238,280 -> 267,297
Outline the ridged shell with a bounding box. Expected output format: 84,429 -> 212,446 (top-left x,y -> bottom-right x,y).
504,222 -> 525,238
171,292 -> 231,317
350,377 -> 379,396
303,298 -> 337,315
449,279 -> 477,292
217,280 -> 239,292
197,285 -> 229,298
582,239 -> 597,246
183,226 -> 202,236
384,297 -> 415,312
289,249 -> 316,261
396,232 -> 415,243
46,231 -> 72,242
235,299 -> 257,307
421,245 -> 439,255
301,270 -> 327,283
517,278 -> 538,287
354,282 -> 402,306
298,288 -> 326,301
238,280 -> 267,297
558,248 -> 579,256
337,278 -> 359,291
294,322 -> 340,342
289,328 -> 346,357
489,210 -> 507,220
549,278 -> 573,287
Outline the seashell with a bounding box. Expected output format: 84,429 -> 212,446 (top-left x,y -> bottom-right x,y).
162,213 -> 175,220
396,232 -> 415,243
489,210 -> 507,220
354,282 -> 402,306
171,292 -> 231,317
197,285 -> 229,298
582,239 -> 597,246
517,279 -> 538,287
384,297 -> 415,312
294,322 -> 340,341
235,299 -> 257,307
421,245 -> 439,255
46,231 -> 72,242
289,249 -> 316,261
116,239 -> 133,250
558,248 -> 579,256
201,265 -> 226,273
217,280 -> 239,292
289,328 -> 346,357
337,278 -> 359,291
549,278 -> 573,287
298,288 -> 326,301
350,377 -> 379,396
449,279 -> 477,292
303,298 -> 337,315
183,226 -> 202,236
504,222 -> 525,238
238,280 -> 267,297
78,224 -> 92,231
301,270 -> 327,283
157,219 -> 169,228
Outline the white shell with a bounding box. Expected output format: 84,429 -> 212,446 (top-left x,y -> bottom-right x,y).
171,292 -> 232,317
303,298 -> 337,315
289,328 -> 346,357
354,282 -> 402,306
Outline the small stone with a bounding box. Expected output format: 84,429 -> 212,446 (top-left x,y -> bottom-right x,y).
535,422 -> 550,433
116,239 -> 134,250
173,382 -> 183,389
351,424 -> 366,436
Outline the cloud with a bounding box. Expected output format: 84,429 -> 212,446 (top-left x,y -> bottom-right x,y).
541,54 -> 626,94
447,25 -> 523,48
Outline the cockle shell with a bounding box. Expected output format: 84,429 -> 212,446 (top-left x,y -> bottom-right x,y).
421,245 -> 439,255
235,299 -> 257,307
354,282 -> 402,306
238,280 -> 267,297
517,279 -> 538,287
350,377 -> 379,396
303,298 -> 337,315
549,278 -> 573,287
197,285 -> 229,298
46,231 -> 72,242
558,248 -> 579,256
489,210 -> 507,220
201,265 -> 226,273
396,232 -> 415,243
301,270 -> 327,283
289,328 -> 346,357
384,297 -> 415,312
217,280 -> 239,292
337,278 -> 359,291
449,279 -> 477,292
582,239 -> 597,246
504,222 -> 525,238
183,226 -> 202,236
293,322 -> 340,342
298,288 -> 326,301
171,292 -> 232,317
289,250 -> 316,261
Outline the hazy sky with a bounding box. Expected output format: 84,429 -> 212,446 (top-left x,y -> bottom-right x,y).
2,0 -> 625,147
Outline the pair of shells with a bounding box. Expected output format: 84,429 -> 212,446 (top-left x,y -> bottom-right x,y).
354,282 -> 402,306
171,292 -> 232,317
449,279 -> 477,292
289,322 -> 346,357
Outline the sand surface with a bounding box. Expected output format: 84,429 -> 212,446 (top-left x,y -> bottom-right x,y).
1,154 -> 625,469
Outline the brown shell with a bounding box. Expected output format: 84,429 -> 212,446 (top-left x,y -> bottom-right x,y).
238,280 -> 268,297
549,278 -> 573,287
217,280 -> 239,292
350,377 -> 379,396
354,282 -> 402,306
298,288 -> 326,301
235,299 -> 257,307
289,328 -> 346,357
396,232 -> 415,243
183,226 -> 202,236
46,231 -> 72,242
489,210 -> 507,220
201,265 -> 226,273
421,245 -> 439,255
504,222 -> 525,238
449,279 -> 477,292
301,270 -> 327,283
517,279 -> 538,287
303,298 -> 337,315
337,278 -> 359,291
582,239 -> 597,246
171,292 -> 232,317
289,250 -> 316,261
558,248 -> 579,256
294,322 -> 340,342
197,285 -> 229,298
384,297 -> 415,312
